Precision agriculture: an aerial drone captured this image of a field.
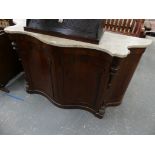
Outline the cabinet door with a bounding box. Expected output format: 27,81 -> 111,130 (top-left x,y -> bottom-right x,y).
49,46 -> 112,110
15,35 -> 54,98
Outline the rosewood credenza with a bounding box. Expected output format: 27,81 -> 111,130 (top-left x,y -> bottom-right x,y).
5,24 -> 152,118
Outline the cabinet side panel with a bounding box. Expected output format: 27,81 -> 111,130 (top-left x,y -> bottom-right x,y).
105,48 -> 145,106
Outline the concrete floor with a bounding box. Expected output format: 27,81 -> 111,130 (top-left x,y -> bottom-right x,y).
0,37 -> 155,135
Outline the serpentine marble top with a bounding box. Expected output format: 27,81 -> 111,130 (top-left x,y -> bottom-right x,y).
5,22 -> 152,58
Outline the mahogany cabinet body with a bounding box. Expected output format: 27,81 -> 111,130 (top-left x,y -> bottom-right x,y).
0,33 -> 22,92
9,34 -> 145,118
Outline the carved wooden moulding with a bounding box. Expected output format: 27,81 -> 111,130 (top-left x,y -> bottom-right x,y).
24,19 -> 105,44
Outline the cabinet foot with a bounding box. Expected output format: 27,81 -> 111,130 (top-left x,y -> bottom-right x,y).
94,112 -> 104,119
94,106 -> 106,119
105,100 -> 122,107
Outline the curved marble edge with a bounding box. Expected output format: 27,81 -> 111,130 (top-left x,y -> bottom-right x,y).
4,24 -> 152,58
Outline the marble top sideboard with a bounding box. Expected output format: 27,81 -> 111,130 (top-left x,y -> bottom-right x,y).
3,21 -> 153,118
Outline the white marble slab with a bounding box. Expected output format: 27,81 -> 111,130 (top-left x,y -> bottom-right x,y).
5,23 -> 152,58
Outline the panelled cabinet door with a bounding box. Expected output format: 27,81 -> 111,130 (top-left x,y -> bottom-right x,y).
14,35 -> 54,98
48,46 -> 112,110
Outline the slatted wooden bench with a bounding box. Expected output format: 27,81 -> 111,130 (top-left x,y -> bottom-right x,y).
104,19 -> 145,37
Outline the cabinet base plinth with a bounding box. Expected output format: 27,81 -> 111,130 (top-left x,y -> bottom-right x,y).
26,88 -> 106,119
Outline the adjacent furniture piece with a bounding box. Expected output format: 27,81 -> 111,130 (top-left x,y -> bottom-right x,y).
104,19 -> 145,37
0,19 -> 14,30
5,24 -> 151,118
0,19 -> 22,92
145,20 -> 155,37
